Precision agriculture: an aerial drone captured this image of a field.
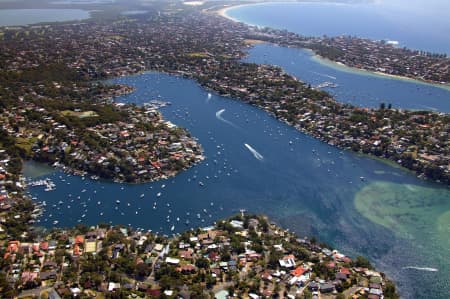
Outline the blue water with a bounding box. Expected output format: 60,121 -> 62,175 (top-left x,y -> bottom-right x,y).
27,72 -> 450,298
0,9 -> 90,26
244,43 -> 450,112
227,1 -> 450,55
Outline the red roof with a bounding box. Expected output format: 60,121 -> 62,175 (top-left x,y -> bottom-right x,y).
291,266 -> 307,277
150,161 -> 161,169
7,241 -> 19,253
340,267 -> 351,275
75,235 -> 84,244
40,241 -> 49,251
147,289 -> 161,296
73,244 -> 81,255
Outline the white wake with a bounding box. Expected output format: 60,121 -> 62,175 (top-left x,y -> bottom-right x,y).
244,143 -> 264,161
403,266 -> 438,272
215,109 -> 238,128
311,71 -> 337,80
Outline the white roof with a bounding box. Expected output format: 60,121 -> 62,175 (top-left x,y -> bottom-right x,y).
165,257 -> 180,265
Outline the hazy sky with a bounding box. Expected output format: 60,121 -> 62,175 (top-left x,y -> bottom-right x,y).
374,0 -> 450,15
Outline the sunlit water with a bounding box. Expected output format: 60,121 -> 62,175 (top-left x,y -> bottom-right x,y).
226,1 -> 450,55
27,72 -> 450,299
244,44 -> 450,112
0,9 -> 90,26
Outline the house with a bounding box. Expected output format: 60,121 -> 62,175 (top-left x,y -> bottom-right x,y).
165,257 -> 180,265
179,248 -> 194,260
215,290 -> 229,299
279,254 -> 296,268
112,244 -> 125,259
291,266 -> 307,277
40,271 -> 57,281
85,239 -> 97,253
320,283 -> 335,293
21,271 -> 38,283
108,282 -> 121,292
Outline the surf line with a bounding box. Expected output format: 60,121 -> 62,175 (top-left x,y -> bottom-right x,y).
244,143 -> 264,161
215,109 -> 239,128
402,266 -> 438,272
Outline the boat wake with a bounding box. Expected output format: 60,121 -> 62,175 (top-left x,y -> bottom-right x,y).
206,92 -> 212,103
215,109 -> 238,128
310,71 -> 337,80
244,143 -> 264,161
402,266 -> 438,272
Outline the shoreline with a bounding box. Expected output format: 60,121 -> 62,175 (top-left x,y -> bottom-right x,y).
216,3 -> 247,23
311,52 -> 450,92
214,2 -> 450,91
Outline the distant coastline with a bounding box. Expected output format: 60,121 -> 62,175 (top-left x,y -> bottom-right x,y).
215,2 -> 450,91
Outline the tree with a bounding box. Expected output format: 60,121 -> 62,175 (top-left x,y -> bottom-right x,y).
195,257 -> 210,269
354,256 -> 372,269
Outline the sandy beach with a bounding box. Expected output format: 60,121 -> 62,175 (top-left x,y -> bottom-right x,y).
216,2 -> 266,23
214,2 -> 450,90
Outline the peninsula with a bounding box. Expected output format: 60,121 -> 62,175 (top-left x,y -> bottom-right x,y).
0,2 -> 448,184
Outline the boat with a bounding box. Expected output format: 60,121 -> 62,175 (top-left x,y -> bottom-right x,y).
157,192 -> 161,197
116,200 -> 121,204
140,193 -> 145,198
199,181 -> 204,187
171,225 -> 175,231
53,220 -> 59,225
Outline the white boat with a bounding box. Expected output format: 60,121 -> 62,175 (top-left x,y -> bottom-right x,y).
157,192 -> 161,197
116,200 -> 120,204
171,225 -> 175,231
140,193 -> 145,198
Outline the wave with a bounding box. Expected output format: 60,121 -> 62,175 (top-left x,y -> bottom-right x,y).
402,266 -> 438,272
310,71 -> 337,80
244,143 -> 264,161
215,109 -> 238,128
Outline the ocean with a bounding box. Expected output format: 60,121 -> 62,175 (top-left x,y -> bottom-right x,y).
226,1 -> 450,55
